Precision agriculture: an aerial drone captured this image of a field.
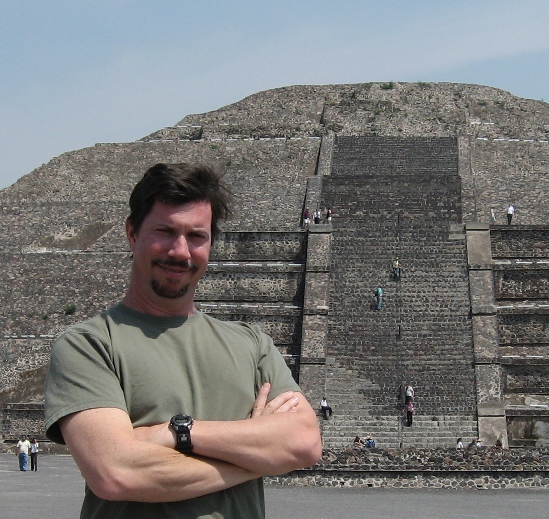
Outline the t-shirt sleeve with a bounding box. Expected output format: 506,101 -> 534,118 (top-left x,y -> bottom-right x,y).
44,327 -> 128,444
251,325 -> 302,399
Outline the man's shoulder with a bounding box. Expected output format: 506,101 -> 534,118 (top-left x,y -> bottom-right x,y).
54,305 -> 124,348
198,314 -> 276,354
59,307 -> 113,335
200,313 -> 261,336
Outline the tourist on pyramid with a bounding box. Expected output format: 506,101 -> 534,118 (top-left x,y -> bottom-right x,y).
375,286 -> 383,310
303,207 -> 311,227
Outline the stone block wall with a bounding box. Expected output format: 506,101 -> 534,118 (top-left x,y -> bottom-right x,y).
210,232 -> 306,262
491,229 -> 549,258
0,252 -> 131,336
2,403 -> 44,441
197,271 -> 304,303
0,339 -> 51,395
487,227 -> 549,447
0,131 -> 319,439
463,140 -> 549,226
494,268 -> 549,299
498,313 -> 549,345
506,366 -> 549,394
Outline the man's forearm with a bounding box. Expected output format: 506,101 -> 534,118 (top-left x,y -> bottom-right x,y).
95,444 -> 260,502
135,390 -> 322,475
192,409 -> 321,474
61,408 -> 260,503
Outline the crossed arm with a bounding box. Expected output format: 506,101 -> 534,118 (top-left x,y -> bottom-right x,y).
60,383 -> 322,503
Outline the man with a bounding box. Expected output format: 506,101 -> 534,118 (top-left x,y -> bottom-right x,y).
303,207 -> 311,227
392,258 -> 401,281
319,397 -> 332,420
375,286 -> 383,310
313,208 -> 321,225
45,163 -> 322,518
16,435 -> 31,471
404,384 -> 414,405
506,203 -> 515,225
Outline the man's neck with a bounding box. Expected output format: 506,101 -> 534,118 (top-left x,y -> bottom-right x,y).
122,290 -> 196,317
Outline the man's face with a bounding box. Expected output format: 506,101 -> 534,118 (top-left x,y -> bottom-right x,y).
126,200 -> 212,313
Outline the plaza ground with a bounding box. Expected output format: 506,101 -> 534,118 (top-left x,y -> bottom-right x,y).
0,454 -> 546,519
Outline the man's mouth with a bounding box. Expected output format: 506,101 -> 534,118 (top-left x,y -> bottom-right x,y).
153,259 -> 198,273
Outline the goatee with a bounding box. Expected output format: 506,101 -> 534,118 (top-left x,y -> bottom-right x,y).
151,280 -> 190,299
151,259 -> 198,299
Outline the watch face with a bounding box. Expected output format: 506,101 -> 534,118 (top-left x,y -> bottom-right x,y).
171,414 -> 193,428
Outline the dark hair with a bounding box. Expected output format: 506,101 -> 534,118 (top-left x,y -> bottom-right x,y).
128,163 -> 232,240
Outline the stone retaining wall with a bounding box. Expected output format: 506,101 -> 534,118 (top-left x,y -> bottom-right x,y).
210,232 -> 307,262
2,403 -> 44,441
494,268 -> 549,299
490,228 -> 549,258
267,447 -> 549,489
498,313 -> 549,344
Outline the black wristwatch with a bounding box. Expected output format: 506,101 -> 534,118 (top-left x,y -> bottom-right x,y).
169,414 -> 194,453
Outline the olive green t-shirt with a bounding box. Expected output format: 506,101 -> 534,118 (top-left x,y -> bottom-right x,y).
45,303 -> 301,519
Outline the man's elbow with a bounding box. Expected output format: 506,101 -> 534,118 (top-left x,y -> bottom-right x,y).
296,431 -> 323,468
291,407 -> 323,468
281,424 -> 322,472
86,466 -> 138,502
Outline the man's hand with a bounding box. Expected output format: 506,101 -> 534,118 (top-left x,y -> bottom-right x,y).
250,382 -> 299,418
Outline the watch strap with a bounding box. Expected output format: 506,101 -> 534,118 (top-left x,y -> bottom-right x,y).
170,414 -> 193,453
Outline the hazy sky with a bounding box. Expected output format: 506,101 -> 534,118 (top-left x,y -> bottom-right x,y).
1,0 -> 548,189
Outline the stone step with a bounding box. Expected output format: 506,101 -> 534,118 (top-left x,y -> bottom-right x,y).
320,419 -> 479,449
321,418 -> 478,429
320,135 -> 475,449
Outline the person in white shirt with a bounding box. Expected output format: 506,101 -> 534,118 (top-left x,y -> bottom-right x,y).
16,435 -> 31,471
405,384 -> 414,404
320,398 -> 333,420
506,204 -> 515,225
313,208 -> 321,224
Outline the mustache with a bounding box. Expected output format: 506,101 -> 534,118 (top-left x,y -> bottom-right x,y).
152,259 -> 199,271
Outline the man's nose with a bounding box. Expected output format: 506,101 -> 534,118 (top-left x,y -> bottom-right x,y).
168,235 -> 191,258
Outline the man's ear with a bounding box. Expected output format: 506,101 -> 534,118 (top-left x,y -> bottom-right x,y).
125,218 -> 137,251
